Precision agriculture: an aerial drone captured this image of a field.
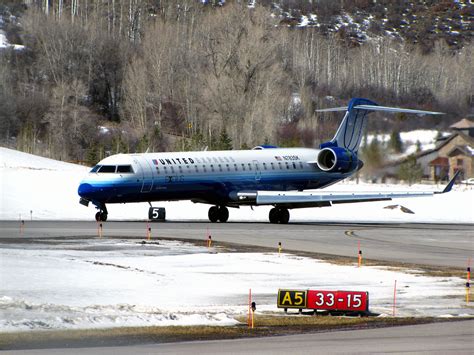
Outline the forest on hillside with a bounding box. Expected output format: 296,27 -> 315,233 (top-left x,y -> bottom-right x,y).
0,0 -> 472,165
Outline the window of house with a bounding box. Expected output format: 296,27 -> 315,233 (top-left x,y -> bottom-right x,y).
242,164 -> 246,171
457,159 -> 463,166
271,163 -> 275,170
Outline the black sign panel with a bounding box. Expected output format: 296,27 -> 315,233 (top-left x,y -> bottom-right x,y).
277,289 -> 308,309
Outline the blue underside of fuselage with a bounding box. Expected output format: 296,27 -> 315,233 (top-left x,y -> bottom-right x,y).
78,171 -> 349,206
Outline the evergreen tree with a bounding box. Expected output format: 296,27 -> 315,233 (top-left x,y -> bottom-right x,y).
218,128 -> 233,150
389,130 -> 403,153
416,140 -> 422,152
397,155 -> 423,185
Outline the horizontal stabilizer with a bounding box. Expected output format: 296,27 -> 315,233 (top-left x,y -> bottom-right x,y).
316,105 -> 444,115
352,105 -> 444,115
315,107 -> 349,112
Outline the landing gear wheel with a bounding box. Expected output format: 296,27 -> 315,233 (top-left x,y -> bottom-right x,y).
268,208 -> 290,224
218,206 -> 229,223
208,206 -> 219,223
269,208 -> 279,224
95,211 -> 108,222
278,208 -> 290,224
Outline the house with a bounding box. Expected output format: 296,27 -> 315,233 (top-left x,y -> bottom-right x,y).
381,118 -> 474,182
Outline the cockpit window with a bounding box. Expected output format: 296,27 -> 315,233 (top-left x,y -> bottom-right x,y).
117,165 -> 134,173
90,165 -> 101,173
98,165 -> 116,173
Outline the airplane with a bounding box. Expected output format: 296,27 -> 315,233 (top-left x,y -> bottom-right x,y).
78,97 -> 458,223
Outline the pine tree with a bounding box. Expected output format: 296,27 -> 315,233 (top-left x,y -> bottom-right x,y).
389,130 -> 403,153
397,155 -> 423,185
218,128 -> 233,150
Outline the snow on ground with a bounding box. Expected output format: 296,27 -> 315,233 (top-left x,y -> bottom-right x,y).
0,30 -> 24,50
0,238 -> 471,331
1,147 -> 473,223
365,130 -> 450,156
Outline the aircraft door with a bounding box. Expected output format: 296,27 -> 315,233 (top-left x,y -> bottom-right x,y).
134,157 -> 154,193
253,160 -> 261,182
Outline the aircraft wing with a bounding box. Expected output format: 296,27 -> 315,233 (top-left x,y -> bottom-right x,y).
236,172 -> 459,209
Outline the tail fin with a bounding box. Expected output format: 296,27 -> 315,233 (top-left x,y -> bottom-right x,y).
317,98 -> 443,153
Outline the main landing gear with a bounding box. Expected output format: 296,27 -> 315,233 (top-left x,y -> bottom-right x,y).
269,207 -> 290,224
208,206 -> 229,223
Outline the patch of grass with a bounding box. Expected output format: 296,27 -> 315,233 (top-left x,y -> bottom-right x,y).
2,317 -> 472,351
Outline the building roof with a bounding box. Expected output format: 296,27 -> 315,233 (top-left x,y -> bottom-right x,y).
429,157 -> 449,166
446,145 -> 474,157
382,131 -> 473,168
450,118 -> 474,129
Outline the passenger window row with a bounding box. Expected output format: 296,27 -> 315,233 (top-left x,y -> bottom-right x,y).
154,161 -> 305,174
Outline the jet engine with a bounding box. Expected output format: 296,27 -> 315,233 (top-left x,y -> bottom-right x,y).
316,147 -> 358,173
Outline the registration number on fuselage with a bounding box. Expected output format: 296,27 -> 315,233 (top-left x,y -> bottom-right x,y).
282,155 -> 300,161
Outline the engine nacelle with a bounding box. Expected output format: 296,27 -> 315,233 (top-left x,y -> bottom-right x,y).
316,147 -> 358,173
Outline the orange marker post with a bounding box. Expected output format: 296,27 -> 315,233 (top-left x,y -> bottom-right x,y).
251,301 -> 256,329
19,220 -> 25,236
278,242 -> 282,256
466,282 -> 470,304
207,235 -> 212,248
358,241 -> 362,268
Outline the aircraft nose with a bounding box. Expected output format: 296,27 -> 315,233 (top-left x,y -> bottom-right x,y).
78,182 -> 94,199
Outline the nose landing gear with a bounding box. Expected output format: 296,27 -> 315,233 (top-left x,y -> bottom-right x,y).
208,206 -> 229,223
93,202 -> 108,222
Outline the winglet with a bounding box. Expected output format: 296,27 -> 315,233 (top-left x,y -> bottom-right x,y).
438,171 -> 461,194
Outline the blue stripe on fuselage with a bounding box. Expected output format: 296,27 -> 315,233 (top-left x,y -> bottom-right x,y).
78,170 -> 348,204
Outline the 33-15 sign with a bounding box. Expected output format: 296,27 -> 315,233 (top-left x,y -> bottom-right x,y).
307,290 -> 368,312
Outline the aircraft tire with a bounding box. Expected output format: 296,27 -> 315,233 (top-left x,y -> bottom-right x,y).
269,208 -> 279,224
208,206 -> 219,223
96,211 -> 108,222
278,208 -> 290,224
218,206 -> 229,223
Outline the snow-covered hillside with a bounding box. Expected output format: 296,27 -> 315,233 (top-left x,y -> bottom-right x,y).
1,147 -> 473,223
